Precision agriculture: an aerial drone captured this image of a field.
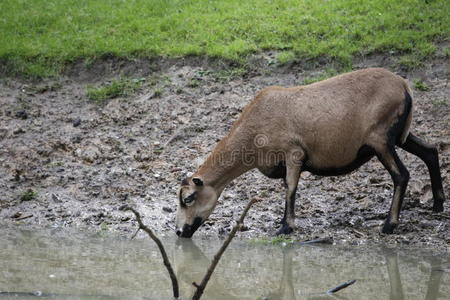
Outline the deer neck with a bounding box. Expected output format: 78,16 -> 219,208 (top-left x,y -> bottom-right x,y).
195,137 -> 254,194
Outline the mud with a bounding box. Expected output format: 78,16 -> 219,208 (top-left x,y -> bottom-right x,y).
0,55 -> 449,250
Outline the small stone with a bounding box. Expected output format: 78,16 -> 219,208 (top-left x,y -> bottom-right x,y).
75,146 -> 100,163
15,110 -> 28,119
239,225 -> 249,232
0,128 -> 8,140
72,118 -> 81,127
13,128 -> 25,135
11,212 -> 22,218
121,216 -> 131,222
162,206 -> 173,213
52,194 -> 62,203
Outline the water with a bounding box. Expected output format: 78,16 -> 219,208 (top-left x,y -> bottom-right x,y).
0,228 -> 449,300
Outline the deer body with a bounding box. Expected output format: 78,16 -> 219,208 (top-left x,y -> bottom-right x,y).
176,68 -> 445,238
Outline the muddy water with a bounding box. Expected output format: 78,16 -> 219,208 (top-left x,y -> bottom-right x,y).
0,228 -> 449,300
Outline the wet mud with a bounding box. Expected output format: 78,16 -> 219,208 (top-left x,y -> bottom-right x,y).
0,56 -> 449,250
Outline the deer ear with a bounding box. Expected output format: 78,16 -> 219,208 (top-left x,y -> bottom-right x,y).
192,177 -> 203,186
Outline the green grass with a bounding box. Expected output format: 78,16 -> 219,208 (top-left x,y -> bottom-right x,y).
86,78 -> 142,102
302,68 -> 339,85
412,79 -> 430,91
213,67 -> 247,82
20,189 -> 37,202
432,98 -> 447,107
250,236 -> 294,245
444,48 -> 450,59
276,51 -> 297,65
153,87 -> 163,98
1,0 -> 449,77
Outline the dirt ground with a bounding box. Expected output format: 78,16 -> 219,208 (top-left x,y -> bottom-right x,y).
0,54 -> 449,251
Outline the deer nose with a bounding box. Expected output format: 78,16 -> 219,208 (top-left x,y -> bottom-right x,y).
176,229 -> 182,236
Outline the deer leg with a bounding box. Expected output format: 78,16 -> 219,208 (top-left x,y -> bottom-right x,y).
277,151 -> 303,235
399,133 -> 445,212
279,177 -> 288,225
375,146 -> 410,234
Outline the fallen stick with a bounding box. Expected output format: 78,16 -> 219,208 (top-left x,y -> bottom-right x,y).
298,237 -> 333,245
16,214 -> 33,221
191,198 -> 258,300
326,279 -> 356,294
121,205 -> 179,299
433,268 -> 450,273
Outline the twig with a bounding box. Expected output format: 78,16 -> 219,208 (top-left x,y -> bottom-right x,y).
326,279 -> 356,294
15,214 -> 33,221
121,205 -> 179,299
158,125 -> 187,156
130,227 -> 140,240
298,237 -> 333,245
191,198 -> 258,300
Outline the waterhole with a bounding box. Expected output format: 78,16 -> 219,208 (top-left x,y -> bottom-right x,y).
0,228 -> 449,299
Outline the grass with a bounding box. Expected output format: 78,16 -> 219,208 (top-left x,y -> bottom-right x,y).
444,48 -> 450,59
186,78 -> 200,88
412,79 -> 430,91
0,0 -> 448,77
86,77 -> 143,102
276,51 -> 296,65
432,98 -> 448,107
153,87 -> 163,98
100,222 -> 109,231
20,189 -> 37,202
250,236 -> 294,245
302,68 -> 339,85
397,55 -> 424,70
213,67 -> 247,82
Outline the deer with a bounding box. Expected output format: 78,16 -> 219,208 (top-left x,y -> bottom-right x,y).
175,68 -> 446,238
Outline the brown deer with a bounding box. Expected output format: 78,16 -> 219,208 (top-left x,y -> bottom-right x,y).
175,68 -> 445,238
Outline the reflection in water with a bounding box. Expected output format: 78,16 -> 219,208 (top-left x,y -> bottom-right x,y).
174,239 -> 239,300
261,246 -> 351,300
279,247 -> 296,300
425,257 -> 443,300
263,247 -> 296,300
384,247 -> 444,300
0,228 -> 449,300
385,248 -> 405,300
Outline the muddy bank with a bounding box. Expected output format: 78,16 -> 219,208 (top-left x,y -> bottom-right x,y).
0,56 -> 449,250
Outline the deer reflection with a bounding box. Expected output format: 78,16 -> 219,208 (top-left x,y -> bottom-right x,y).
174,239 -> 301,300
172,240 -> 446,300
384,248 -> 405,300
263,246 -> 296,300
424,257 -> 444,300
383,247 -> 444,300
173,239 -> 239,300
263,245 -> 353,300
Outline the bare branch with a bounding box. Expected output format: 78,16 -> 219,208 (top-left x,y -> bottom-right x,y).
191,198 -> 258,300
122,205 -> 179,299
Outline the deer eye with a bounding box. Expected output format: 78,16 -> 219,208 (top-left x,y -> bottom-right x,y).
183,192 -> 197,206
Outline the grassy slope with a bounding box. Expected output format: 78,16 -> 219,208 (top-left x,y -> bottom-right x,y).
0,0 -> 448,77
